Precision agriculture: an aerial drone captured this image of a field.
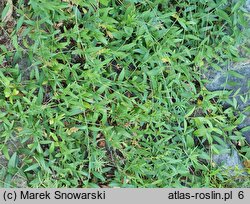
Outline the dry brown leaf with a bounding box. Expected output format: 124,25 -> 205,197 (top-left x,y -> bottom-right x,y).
243,160 -> 250,168
97,140 -> 106,148
67,127 -> 79,135
16,127 -> 23,132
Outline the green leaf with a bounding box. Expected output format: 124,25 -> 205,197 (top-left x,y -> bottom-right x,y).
185,34 -> 200,41
68,108 -> 84,116
36,87 -> 44,105
178,18 -> 188,30
118,68 -> 125,81
7,153 -> 18,175
4,174 -> 12,188
8,153 -> 18,169
24,163 -> 40,172
1,2 -> 11,22
186,135 -> 194,148
216,9 -> 231,24
185,106 -> 195,118
194,128 -> 207,137
228,70 -> 245,79
16,15 -> 24,30
100,0 -> 110,6
2,145 -> 10,160
92,171 -> 105,182
232,0 -> 244,13
4,87 -> 11,98
120,42 -> 136,51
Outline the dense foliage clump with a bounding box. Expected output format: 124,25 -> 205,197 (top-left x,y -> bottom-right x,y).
0,0 -> 249,187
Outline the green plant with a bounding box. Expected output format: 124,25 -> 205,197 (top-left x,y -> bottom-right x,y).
0,0 -> 249,187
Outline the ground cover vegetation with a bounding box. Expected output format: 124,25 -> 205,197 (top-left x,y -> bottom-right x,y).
0,0 -> 249,187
